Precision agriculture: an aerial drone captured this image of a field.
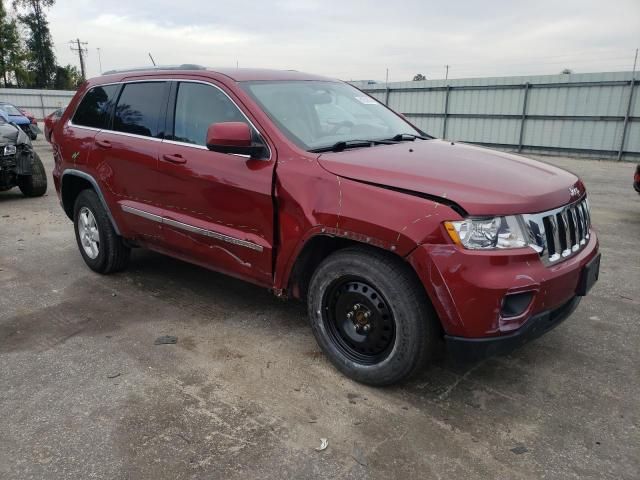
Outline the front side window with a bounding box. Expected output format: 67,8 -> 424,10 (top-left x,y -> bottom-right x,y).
241,80 -> 422,150
72,85 -> 118,129
114,82 -> 168,138
172,82 -> 246,146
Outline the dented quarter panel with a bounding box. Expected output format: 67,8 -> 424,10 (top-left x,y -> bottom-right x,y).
271,144 -> 464,291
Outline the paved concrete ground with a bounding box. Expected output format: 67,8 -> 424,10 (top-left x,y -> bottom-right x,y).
0,141 -> 638,479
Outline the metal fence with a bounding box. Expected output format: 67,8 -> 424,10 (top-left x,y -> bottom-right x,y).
353,71 -> 639,161
0,88 -> 75,121
2,72 -> 639,161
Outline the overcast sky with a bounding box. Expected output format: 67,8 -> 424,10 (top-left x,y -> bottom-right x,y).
41,0 -> 640,81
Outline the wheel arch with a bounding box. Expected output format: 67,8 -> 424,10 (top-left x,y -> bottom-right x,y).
286,234 -> 433,308
60,169 -> 121,235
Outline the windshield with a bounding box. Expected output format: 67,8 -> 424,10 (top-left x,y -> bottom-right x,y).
0,104 -> 22,116
241,81 -> 424,151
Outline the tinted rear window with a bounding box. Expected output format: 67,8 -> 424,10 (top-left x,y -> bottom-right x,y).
72,85 -> 119,128
114,82 -> 167,138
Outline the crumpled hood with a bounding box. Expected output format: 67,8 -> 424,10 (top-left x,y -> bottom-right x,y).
318,139 -> 583,216
0,122 -> 29,147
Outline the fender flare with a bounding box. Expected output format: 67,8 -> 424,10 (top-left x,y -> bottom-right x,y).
61,169 -> 121,235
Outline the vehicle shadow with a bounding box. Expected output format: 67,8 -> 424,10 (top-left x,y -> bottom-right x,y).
1,244 -> 534,410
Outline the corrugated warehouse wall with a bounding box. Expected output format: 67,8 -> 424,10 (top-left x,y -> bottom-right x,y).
2,72 -> 638,161
0,88 -> 75,121
353,71 -> 639,161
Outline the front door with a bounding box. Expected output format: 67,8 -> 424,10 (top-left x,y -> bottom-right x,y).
156,80 -> 276,286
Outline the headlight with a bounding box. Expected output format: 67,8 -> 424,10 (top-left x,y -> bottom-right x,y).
3,144 -> 16,156
444,216 -> 529,250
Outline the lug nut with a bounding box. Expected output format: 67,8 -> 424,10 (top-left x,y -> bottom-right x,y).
364,311 -> 371,319
362,324 -> 371,333
346,312 -> 353,319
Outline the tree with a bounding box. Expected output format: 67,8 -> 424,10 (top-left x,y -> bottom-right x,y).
560,68 -> 573,75
14,0 -> 56,88
413,73 -> 427,81
53,64 -> 81,89
0,0 -> 22,86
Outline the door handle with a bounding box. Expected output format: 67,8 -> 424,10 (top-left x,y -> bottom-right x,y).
95,139 -> 111,149
162,153 -> 186,164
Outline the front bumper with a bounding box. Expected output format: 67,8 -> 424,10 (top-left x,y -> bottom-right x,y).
407,230 -> 599,339
445,295 -> 580,361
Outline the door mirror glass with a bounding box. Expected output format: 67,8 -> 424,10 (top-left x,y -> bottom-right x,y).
206,122 -> 266,158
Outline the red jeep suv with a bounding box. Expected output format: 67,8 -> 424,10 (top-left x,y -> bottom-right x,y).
51,66 -> 600,385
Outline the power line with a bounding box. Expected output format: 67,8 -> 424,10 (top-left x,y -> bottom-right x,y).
69,38 -> 88,79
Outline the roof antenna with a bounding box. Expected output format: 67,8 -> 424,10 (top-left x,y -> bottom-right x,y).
148,53 -> 157,66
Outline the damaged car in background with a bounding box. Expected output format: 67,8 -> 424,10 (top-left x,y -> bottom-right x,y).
0,102 -> 39,140
0,109 -> 47,197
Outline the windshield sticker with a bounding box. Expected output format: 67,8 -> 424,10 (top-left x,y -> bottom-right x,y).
355,96 -> 378,105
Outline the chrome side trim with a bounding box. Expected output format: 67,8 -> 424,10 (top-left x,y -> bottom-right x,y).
61,169 -> 121,235
162,139 -> 208,150
106,130 -> 163,142
161,139 -> 251,158
121,204 -> 163,222
67,121 -> 102,132
162,218 -> 263,251
120,205 -> 263,252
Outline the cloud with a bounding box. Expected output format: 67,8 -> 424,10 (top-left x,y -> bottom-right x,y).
48,0 -> 640,81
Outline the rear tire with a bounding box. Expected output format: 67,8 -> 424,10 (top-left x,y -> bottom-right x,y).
73,189 -> 130,274
18,152 -> 47,197
307,246 -> 439,386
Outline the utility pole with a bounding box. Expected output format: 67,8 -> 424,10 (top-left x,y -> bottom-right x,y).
97,48 -> 103,73
69,38 -> 88,80
617,48 -> 638,161
445,64 -> 449,80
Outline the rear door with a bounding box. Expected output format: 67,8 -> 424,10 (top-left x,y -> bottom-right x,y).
62,84 -> 119,168
156,80 -> 276,286
92,81 -> 170,242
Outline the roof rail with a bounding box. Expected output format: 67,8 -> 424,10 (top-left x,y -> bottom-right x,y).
102,64 -> 207,75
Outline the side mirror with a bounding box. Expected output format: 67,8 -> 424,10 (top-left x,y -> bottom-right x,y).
206,122 -> 266,159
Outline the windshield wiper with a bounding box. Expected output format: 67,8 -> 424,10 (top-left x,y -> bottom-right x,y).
309,139 -> 394,153
387,133 -> 431,141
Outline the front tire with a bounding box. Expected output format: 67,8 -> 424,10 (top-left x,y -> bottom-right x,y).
18,152 -> 47,197
307,247 -> 439,386
73,189 -> 130,274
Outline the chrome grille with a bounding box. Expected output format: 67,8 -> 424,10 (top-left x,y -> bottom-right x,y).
522,197 -> 591,266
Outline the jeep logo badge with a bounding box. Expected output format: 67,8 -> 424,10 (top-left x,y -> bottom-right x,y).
569,186 -> 580,197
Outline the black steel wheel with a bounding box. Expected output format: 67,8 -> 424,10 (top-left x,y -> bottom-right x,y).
308,246 -> 440,386
323,278 -> 396,365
